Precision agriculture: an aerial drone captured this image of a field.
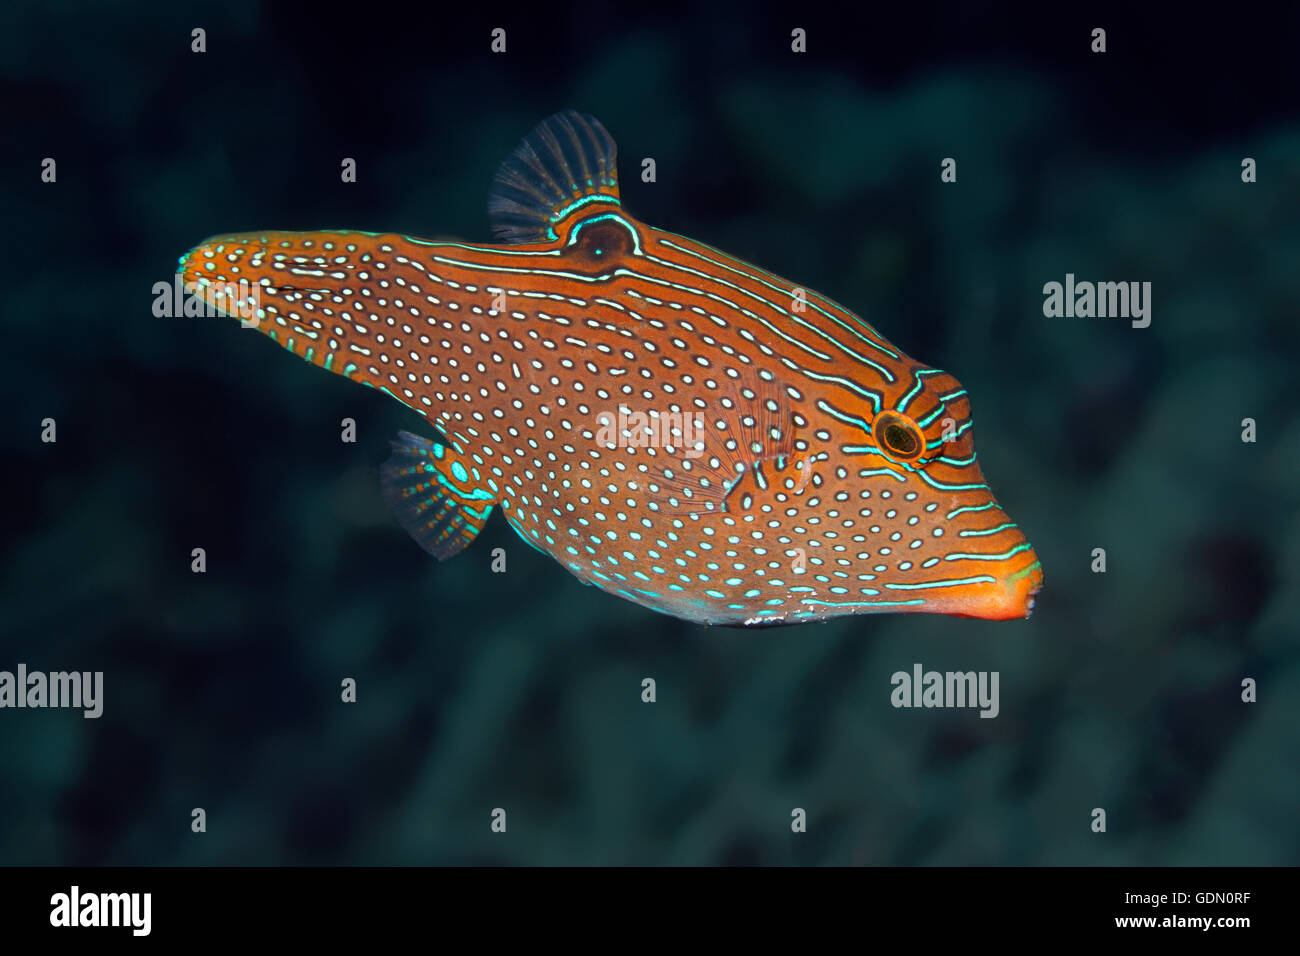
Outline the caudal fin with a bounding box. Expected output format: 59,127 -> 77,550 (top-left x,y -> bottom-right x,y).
176,229 -> 418,397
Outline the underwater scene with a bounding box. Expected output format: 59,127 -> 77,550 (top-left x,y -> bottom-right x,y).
1,2 -> 1297,867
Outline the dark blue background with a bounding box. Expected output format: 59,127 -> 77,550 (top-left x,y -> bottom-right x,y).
1,1 -> 1296,864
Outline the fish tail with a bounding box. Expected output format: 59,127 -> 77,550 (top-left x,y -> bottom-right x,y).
176,230 -> 417,396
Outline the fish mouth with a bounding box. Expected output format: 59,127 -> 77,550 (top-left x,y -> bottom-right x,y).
963,553 -> 1043,621
910,550 -> 1043,621
1006,555 -> 1044,620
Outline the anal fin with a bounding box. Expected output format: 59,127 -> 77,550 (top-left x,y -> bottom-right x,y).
380,431 -> 497,560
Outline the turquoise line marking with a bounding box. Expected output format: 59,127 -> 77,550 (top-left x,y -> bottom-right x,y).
926,420 -> 973,450
646,248 -> 897,381
947,500 -> 999,520
839,445 -> 930,475
898,368 -> 944,413
799,598 -> 927,609
425,256 -> 641,287
426,244 -> 896,394
959,522 -> 1017,538
944,543 -> 1035,562
914,471 -> 988,493
654,235 -> 899,358
817,399 -> 872,432
884,575 -> 997,590
403,236 -> 562,256
916,404 -> 947,427
850,467 -> 907,483
566,213 -> 643,254
552,193 -> 622,221
792,367 -> 884,413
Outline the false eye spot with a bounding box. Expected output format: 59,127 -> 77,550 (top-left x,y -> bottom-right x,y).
567,215 -> 638,265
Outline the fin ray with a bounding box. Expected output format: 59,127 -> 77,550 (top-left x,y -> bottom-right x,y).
651,367 -> 805,518
488,110 -> 621,243
380,430 -> 496,560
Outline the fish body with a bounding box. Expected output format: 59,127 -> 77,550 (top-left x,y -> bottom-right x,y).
179,111 -> 1042,626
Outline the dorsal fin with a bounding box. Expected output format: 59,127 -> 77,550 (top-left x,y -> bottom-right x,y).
488,111 -> 621,244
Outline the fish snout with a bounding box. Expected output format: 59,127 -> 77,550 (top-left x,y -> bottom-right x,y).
983,548 -> 1044,620
930,510 -> 1043,621
921,545 -> 1042,621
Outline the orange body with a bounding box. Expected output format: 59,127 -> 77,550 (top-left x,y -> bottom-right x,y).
179,112 -> 1042,625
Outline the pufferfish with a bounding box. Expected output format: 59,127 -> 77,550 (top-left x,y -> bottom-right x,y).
178,110 -> 1042,626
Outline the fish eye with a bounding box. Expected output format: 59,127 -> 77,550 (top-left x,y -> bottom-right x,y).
873,411 -> 925,463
